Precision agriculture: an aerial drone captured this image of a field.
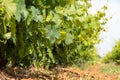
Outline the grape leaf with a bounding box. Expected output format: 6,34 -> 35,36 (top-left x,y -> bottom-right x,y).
15,0 -> 26,22
45,25 -> 61,44
27,6 -> 42,25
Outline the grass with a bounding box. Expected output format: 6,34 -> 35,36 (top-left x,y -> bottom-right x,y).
100,63 -> 120,75
71,61 -> 98,70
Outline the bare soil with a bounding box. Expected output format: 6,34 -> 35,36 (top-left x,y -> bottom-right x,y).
0,64 -> 119,80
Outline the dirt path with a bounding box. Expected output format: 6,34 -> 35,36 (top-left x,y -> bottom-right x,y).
56,64 -> 118,80
0,64 -> 119,80
82,65 -> 118,80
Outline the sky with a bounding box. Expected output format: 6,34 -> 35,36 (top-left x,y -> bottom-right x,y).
90,0 -> 120,57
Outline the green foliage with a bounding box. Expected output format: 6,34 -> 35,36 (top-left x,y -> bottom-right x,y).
0,0 -> 107,68
45,24 -> 61,44
103,40 -> 120,63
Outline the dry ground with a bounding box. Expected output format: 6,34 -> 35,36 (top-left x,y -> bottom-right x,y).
0,63 -> 119,80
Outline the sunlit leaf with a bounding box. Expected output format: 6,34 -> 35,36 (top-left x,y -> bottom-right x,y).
65,32 -> 74,45
2,0 -> 16,20
3,32 -> 11,39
